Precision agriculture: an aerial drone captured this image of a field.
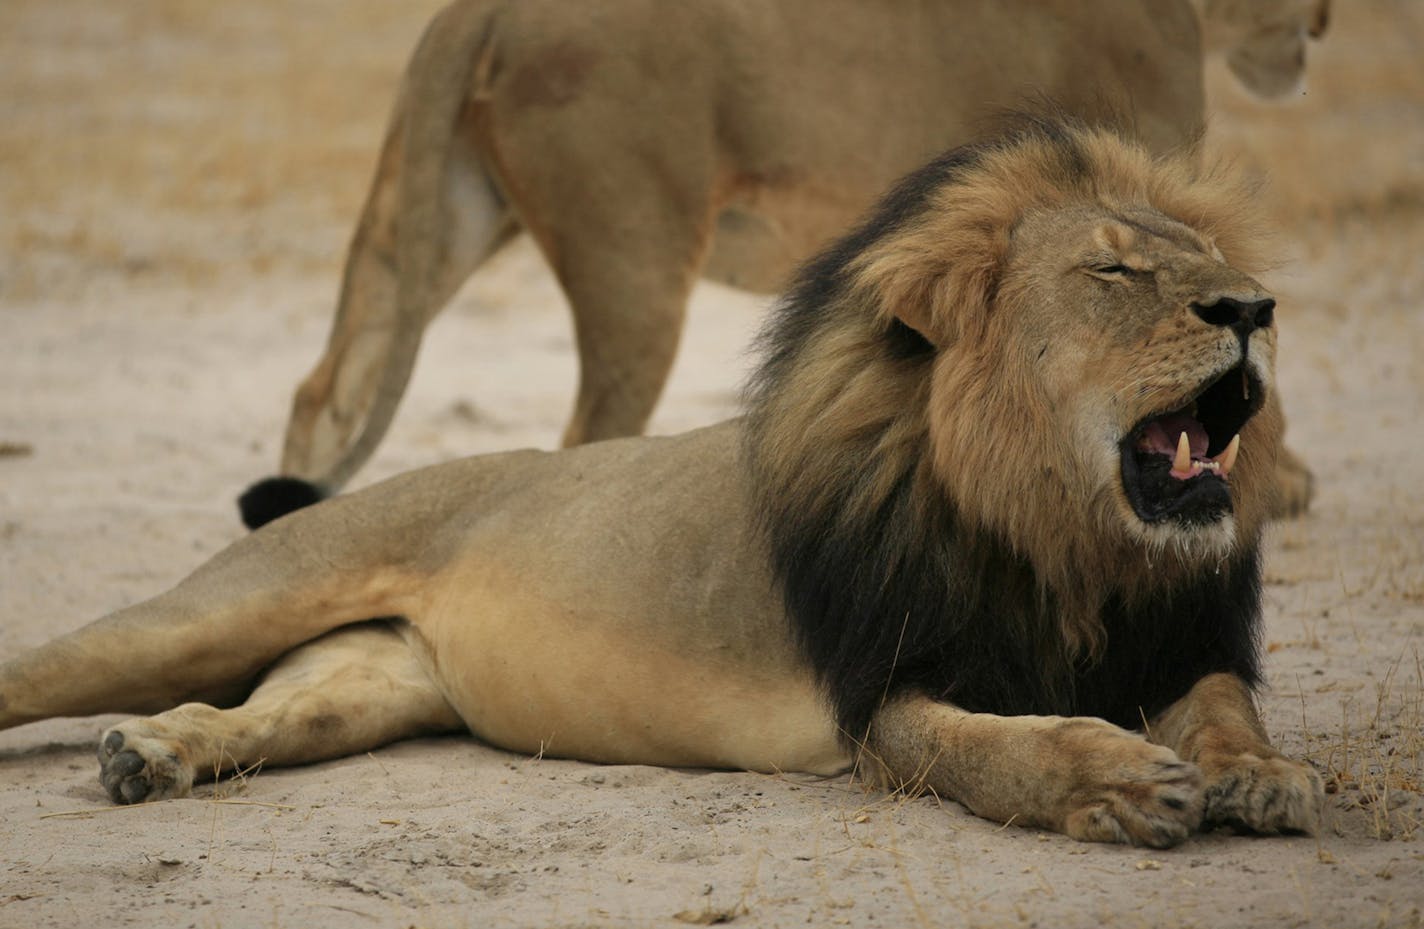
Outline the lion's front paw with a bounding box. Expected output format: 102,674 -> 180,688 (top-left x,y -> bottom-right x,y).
1052,721 -> 1204,849
97,724 -> 194,804
1200,751 -> 1322,835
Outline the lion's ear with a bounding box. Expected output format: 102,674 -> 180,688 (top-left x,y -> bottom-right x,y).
851,204 -> 1008,348
879,254 -> 1002,349
851,244 -> 947,346
890,294 -> 943,346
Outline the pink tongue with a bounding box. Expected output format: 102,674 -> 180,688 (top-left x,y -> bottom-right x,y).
1140,413 -> 1208,459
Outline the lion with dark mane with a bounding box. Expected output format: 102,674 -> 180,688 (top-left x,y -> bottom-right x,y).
1,119 -> 1320,846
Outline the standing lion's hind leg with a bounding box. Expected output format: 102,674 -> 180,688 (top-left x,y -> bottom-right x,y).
1270,442 -> 1315,519
544,207 -> 708,447
98,621 -> 462,804
484,100 -> 713,447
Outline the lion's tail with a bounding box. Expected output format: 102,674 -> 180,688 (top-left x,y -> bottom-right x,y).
239,2 -> 500,530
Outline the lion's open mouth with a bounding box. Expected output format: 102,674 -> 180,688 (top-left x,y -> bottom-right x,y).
1120,364 -> 1264,525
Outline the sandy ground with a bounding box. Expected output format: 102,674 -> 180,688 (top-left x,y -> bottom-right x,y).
2,2 -> 1423,927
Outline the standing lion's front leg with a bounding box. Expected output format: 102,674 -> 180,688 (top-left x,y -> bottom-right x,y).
1149,672 -> 1323,835
867,694 -> 1204,848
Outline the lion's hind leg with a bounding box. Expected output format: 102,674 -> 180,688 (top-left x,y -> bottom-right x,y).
98,621 -> 462,804
1271,442 -> 1315,519
868,695 -> 1204,847
483,91 -> 714,448
1151,673 -> 1323,835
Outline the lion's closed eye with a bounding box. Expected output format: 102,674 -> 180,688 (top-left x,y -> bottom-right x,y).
1086,263 -> 1134,280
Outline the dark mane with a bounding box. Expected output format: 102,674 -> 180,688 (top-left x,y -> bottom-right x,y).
742,120 -> 1263,746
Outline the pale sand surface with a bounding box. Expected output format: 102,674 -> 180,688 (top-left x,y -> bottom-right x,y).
1,3 -> 1422,927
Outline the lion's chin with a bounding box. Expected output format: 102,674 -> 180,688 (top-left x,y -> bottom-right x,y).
1119,362 -> 1264,529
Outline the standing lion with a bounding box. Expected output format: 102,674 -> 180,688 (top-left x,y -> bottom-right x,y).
3,120 -> 1321,846
239,0 -> 1327,528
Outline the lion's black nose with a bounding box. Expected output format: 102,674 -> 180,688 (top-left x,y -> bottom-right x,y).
1192,296 -> 1275,334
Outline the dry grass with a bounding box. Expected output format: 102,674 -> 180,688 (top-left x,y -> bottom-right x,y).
0,0 -> 447,298
1302,652 -> 1424,841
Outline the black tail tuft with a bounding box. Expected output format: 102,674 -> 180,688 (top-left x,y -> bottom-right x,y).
238,476 -> 327,530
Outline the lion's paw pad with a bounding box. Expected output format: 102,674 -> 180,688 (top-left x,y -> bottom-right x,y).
97,725 -> 193,805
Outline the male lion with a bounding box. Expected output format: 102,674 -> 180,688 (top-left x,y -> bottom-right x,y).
241,0 -> 1327,528
3,121 -> 1321,846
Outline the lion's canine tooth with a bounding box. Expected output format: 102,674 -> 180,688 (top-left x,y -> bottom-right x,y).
1217,434 -> 1240,478
1173,431 -> 1192,476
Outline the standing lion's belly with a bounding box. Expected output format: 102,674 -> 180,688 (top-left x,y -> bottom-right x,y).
401,559 -> 849,776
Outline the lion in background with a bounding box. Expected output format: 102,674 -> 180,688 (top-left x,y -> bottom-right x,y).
3,119 -> 1320,846
239,0 -> 1327,529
